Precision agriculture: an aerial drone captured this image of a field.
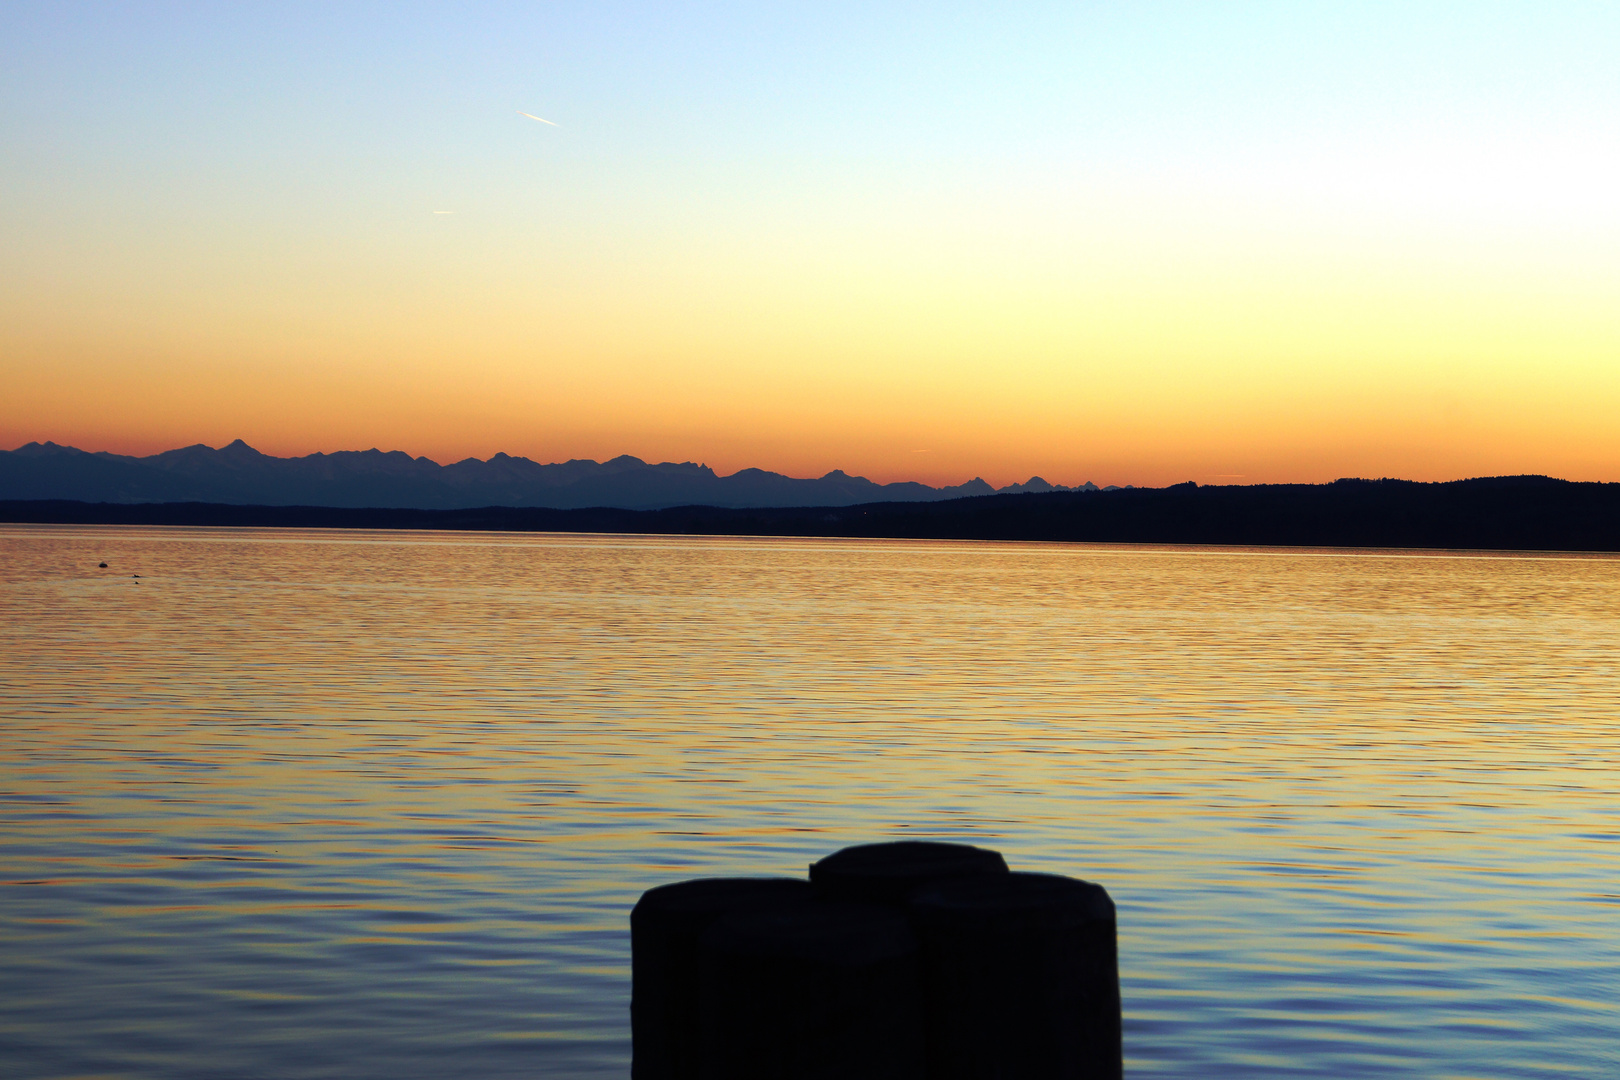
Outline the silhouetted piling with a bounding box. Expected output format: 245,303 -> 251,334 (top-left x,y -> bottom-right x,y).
630,877 -> 814,1080
807,840 -> 1008,905
631,846 -> 1120,1080
908,872 -> 1121,1080
698,902 -> 926,1080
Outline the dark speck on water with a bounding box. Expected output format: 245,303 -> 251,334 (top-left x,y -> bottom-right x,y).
99,562 -> 108,568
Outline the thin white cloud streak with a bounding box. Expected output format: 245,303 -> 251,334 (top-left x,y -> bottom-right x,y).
518,111 -> 559,126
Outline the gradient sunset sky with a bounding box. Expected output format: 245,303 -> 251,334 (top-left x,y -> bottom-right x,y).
4,3 -> 1617,487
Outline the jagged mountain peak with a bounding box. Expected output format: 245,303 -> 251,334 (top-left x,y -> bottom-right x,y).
12,441 -> 84,457
0,440 -> 1096,512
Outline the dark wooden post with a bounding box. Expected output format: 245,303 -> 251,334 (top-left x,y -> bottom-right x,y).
698,902 -> 926,1080
630,878 -> 813,1080
807,840 -> 1008,905
907,872 -> 1122,1080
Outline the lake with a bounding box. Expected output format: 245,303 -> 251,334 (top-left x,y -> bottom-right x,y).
1,525 -> 1616,1078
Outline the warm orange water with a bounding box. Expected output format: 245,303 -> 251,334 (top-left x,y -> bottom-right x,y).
2,525 -> 1617,1078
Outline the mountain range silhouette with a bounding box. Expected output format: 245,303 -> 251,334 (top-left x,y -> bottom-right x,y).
0,440 -> 1102,510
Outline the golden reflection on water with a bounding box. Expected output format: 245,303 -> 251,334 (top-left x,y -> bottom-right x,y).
2,526 -> 1618,1078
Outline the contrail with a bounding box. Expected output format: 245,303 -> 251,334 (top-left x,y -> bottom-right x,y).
433,210 -> 455,214
518,111 -> 559,126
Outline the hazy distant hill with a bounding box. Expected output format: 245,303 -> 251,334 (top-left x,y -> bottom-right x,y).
0,440 -> 1099,510
7,476 -> 1615,554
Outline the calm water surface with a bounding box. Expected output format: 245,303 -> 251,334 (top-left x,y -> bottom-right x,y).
1,525 -> 1617,1078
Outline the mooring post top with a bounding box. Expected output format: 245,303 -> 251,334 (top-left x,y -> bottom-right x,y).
811,840 -> 1008,870
908,871 -> 1115,925
808,841 -> 1009,904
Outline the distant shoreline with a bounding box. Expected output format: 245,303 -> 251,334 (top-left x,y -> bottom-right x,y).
5,477 -> 1620,553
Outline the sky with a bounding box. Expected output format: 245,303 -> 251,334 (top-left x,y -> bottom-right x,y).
3,2 -> 1618,488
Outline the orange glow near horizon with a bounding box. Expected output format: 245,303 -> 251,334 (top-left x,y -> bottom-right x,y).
7,214 -> 1617,489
